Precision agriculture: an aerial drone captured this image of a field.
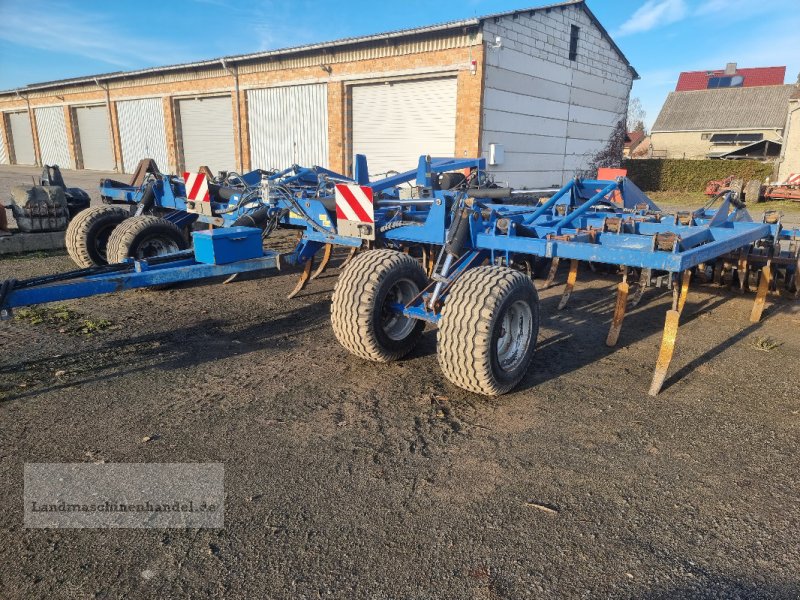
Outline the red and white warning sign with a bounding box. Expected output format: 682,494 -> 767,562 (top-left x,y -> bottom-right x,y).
182,172 -> 212,216
183,172 -> 210,203
335,184 -> 375,239
335,184 -> 374,223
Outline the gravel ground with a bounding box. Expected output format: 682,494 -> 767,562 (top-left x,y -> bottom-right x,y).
0,165 -> 799,599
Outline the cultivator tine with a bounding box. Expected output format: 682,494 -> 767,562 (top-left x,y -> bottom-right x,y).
630,268 -> 650,307
795,258 -> 800,299
737,249 -> 748,292
606,269 -> 629,347
749,263 -> 771,323
648,272 -> 691,396
541,257 -> 560,290
557,259 -> 579,310
287,257 -> 314,299
712,260 -> 724,286
341,246 -> 359,269
310,244 -> 333,280
421,245 -> 430,274
648,309 -> 680,396
678,270 -> 691,314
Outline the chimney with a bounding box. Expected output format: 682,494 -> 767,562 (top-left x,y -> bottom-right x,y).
725,62 -> 737,75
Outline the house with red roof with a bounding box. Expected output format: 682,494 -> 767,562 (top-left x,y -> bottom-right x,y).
650,63 -> 793,160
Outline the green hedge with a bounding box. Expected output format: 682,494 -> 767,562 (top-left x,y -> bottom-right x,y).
622,159 -> 775,192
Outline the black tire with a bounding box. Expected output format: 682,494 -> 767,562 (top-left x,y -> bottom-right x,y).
743,179 -> 763,204
331,249 -> 428,362
65,205 -> 129,267
106,216 -> 188,264
437,266 -> 540,396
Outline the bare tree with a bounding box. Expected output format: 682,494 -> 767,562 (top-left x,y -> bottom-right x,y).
627,97 -> 646,133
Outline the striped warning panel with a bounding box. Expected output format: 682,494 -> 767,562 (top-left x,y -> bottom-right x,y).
335,184 -> 374,223
785,173 -> 800,185
182,172 -> 210,202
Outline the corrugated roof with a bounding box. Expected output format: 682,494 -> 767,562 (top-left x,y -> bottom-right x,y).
652,85 -> 795,132
0,0 -> 636,96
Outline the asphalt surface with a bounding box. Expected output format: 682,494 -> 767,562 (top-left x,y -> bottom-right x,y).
0,164 -> 799,598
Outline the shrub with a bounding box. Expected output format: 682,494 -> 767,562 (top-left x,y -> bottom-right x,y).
622,159 -> 775,192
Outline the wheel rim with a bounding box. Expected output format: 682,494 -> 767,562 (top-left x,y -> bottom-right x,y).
94,224 -> 117,261
496,300 -> 533,372
135,235 -> 180,259
381,278 -> 419,341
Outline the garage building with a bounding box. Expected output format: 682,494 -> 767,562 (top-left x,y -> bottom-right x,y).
0,0 -> 636,188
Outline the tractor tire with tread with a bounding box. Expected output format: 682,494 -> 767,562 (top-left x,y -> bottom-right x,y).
331,249 -> 428,362
437,266 -> 540,396
106,215 -> 188,264
65,205 -> 129,267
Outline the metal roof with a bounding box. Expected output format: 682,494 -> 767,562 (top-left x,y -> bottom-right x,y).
652,85 -> 795,132
0,0 -> 636,96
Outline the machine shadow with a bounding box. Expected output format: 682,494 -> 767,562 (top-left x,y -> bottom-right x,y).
1,299 -> 331,402
514,276 -> 772,394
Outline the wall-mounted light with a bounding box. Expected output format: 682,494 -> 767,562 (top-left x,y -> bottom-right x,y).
488,36 -> 503,50
320,64 -> 332,74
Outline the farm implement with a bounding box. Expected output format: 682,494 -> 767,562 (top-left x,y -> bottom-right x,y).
2,155 -> 798,397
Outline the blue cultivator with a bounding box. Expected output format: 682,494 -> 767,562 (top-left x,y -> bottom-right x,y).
3,155 -> 798,397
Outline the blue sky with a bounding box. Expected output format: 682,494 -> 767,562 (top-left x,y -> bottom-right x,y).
0,0 -> 797,129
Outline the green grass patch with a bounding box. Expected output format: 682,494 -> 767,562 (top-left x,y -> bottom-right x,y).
14,305 -> 114,335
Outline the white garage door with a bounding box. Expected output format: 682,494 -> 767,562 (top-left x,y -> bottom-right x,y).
248,84 -> 328,170
117,98 -> 169,173
35,106 -> 72,168
7,111 -> 36,165
74,105 -> 115,171
351,77 -> 458,177
177,96 -> 235,173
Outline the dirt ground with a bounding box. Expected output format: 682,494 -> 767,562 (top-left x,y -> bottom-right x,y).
1,165 -> 799,599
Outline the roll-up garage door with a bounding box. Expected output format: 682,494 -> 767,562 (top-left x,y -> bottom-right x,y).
35,106 -> 72,167
7,111 -> 36,165
177,96 -> 235,173
117,98 -> 169,173
74,105 -> 115,171
351,77 -> 458,177
248,84 -> 328,170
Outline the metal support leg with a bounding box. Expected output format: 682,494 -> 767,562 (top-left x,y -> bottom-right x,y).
606,269 -> 629,347
749,263 -> 771,323
541,257 -> 560,290
310,244 -> 333,280
287,257 -> 314,299
557,259 -> 579,310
